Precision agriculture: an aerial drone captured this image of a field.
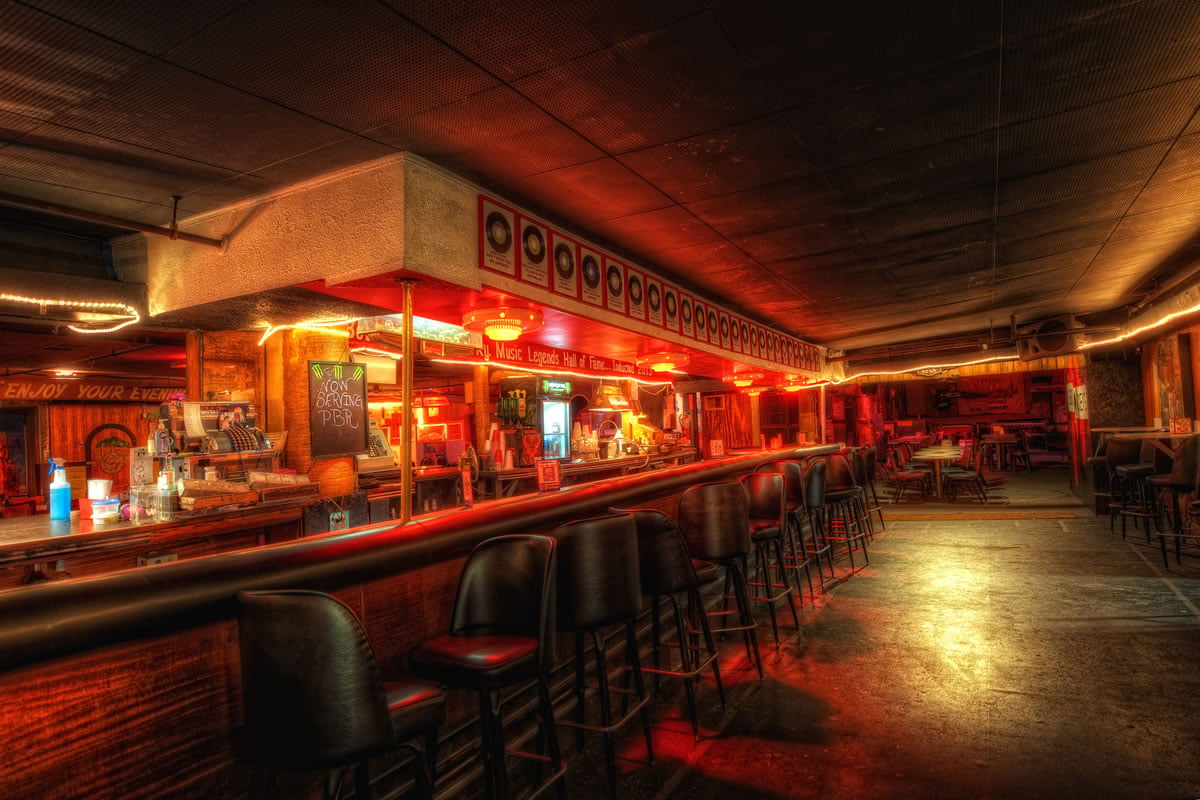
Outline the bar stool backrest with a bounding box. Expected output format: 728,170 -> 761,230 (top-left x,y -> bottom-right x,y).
555,513 -> 642,630
449,534 -> 557,672
237,590 -> 392,771
678,481 -> 751,561
740,472 -> 786,527
805,460 -> 827,511
864,447 -> 879,482
850,451 -> 870,487
1138,439 -> 1159,467
1105,438 -> 1144,469
1152,439 -> 1175,474
609,507 -> 699,596
755,459 -> 806,508
825,453 -> 856,489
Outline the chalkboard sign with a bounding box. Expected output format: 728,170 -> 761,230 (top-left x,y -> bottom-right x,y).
308,361 -> 368,458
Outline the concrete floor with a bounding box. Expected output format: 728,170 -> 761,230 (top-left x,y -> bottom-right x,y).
562,467 -> 1200,800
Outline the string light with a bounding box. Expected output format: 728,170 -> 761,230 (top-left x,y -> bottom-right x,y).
1079,299 -> 1200,349
257,319 -> 356,346
0,292 -> 140,333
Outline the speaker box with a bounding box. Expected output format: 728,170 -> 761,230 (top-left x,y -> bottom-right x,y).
1017,315 -> 1080,361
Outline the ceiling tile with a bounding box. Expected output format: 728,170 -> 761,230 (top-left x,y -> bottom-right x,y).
617,115 -> 811,203
503,157 -> 669,225
393,0 -> 706,81
786,51 -> 999,170
20,0 -> 248,55
378,84 -> 605,182
585,205 -> 722,257
167,0 -> 499,135
514,13 -> 775,152
684,175 -> 848,238
1128,132 -> 1200,214
716,1 -> 1001,108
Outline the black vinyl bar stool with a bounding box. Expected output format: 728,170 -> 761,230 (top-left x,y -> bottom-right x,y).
237,590 -> 445,800
754,459 -> 820,599
409,535 -> 565,800
802,461 -> 837,584
1146,434 -> 1200,567
611,506 -> 725,741
819,454 -> 870,570
678,480 -> 763,679
740,472 -> 801,648
554,513 -> 654,796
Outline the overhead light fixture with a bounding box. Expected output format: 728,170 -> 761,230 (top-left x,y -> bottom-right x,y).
461,306 -> 544,342
637,351 -> 690,372
724,371 -> 763,388
745,387 -> 764,397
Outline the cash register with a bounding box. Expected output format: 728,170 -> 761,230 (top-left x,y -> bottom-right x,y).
356,420 -> 400,476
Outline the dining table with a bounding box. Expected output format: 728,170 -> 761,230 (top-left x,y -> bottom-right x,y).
910,445 -> 963,500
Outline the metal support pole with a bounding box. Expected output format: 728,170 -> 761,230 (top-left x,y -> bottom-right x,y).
400,280 -> 415,523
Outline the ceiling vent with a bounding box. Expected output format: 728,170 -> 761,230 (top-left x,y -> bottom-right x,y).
1016,315 -> 1081,361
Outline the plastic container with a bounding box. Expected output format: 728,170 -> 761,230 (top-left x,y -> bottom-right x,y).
91,498 -> 120,523
49,462 -> 71,520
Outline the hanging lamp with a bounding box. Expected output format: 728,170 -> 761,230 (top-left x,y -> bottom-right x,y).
461,306 -> 544,342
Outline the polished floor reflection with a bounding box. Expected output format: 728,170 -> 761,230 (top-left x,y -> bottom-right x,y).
567,471 -> 1200,800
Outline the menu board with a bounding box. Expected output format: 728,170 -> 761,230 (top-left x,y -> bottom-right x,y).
308,361 -> 368,459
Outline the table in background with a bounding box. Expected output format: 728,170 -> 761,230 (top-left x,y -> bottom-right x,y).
911,446 -> 962,500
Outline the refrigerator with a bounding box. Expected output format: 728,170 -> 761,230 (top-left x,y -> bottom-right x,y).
539,379 -> 572,460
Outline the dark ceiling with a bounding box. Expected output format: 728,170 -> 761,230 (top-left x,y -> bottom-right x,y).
2,0 -> 1200,366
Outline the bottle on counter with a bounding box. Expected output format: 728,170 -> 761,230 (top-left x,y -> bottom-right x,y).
48,460 -> 71,520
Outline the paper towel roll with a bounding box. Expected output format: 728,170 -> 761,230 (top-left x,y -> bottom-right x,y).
87,479 -> 113,500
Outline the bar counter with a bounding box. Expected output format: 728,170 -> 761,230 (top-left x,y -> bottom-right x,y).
0,502 -> 307,588
0,444 -> 835,800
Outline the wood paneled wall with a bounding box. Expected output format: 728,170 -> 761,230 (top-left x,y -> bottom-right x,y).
48,404 -> 155,464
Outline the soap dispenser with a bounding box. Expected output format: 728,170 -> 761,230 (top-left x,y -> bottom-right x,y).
48,459 -> 71,520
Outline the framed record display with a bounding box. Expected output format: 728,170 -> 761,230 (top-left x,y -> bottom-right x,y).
680,294 -> 694,337
604,257 -> 626,314
719,312 -> 731,349
645,277 -> 663,327
479,196 -> 516,276
580,247 -> 603,306
662,285 -> 679,332
626,267 -> 646,320
549,230 -> 579,298
517,217 -> 549,288
693,300 -> 708,343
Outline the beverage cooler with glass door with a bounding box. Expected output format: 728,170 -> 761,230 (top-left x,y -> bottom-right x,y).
539,378 -> 572,460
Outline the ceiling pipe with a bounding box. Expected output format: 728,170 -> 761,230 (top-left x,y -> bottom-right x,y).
0,191 -> 226,250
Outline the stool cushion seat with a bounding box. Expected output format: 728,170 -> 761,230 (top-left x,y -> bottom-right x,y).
826,487 -> 863,501
409,634 -> 537,690
748,518 -> 781,542
1114,463 -> 1154,478
1146,474 -> 1191,490
1086,455 -> 1107,465
385,681 -> 447,742
693,558 -> 719,585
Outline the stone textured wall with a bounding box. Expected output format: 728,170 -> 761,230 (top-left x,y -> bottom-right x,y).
1084,357 -> 1143,428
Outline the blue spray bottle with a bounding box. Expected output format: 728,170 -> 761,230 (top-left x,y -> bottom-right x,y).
48,459 -> 71,520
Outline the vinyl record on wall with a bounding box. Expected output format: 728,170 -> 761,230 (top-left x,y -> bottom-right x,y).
720,316 -> 730,339
554,242 -> 575,279
647,283 -> 661,312
628,275 -> 643,306
606,264 -> 623,296
523,224 -> 546,263
681,298 -> 693,324
485,211 -> 511,254
707,310 -> 718,336
582,254 -> 601,288
665,290 -> 677,318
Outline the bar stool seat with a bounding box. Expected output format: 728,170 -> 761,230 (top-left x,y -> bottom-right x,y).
405,635 -> 537,687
